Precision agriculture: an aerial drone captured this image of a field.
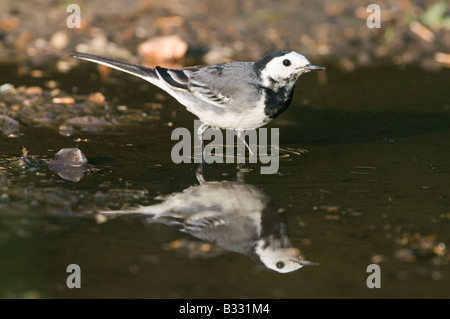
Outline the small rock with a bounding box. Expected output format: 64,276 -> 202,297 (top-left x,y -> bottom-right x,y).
25,86 -> 42,96
138,35 -> 188,62
89,92 -> 106,105
56,60 -> 73,73
0,16 -> 20,31
155,16 -> 184,29
394,248 -> 416,262
63,115 -> 111,134
50,31 -> 69,50
203,47 -> 233,64
409,21 -> 435,43
95,214 -> 108,224
30,70 -> 44,78
0,83 -> 15,94
371,254 -> 387,263
48,148 -> 88,182
52,97 -> 75,104
51,148 -> 87,166
45,80 -> 58,89
0,115 -> 20,136
319,205 -> 341,213
59,124 -> 73,137
435,52 -> 450,67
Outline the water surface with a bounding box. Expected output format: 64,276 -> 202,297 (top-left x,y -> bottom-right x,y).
0,63 -> 449,298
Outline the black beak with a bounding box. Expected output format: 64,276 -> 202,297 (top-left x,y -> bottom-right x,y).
307,63 -> 326,71
300,259 -> 319,267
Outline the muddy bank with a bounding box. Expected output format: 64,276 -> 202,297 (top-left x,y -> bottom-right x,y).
0,0 -> 449,71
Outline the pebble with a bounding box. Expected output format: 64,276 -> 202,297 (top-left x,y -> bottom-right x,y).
52,97 -> 75,104
95,214 -> 108,224
0,115 -> 20,136
89,92 -> 106,105
51,148 -> 88,166
138,35 -> 188,62
0,83 -> 15,94
48,148 -> 88,182
50,31 -> 69,50
25,86 -> 42,96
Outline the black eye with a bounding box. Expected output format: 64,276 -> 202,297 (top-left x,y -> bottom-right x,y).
282,59 -> 291,67
276,262 -> 285,269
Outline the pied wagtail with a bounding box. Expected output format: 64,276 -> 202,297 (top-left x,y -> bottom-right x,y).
99,170 -> 317,273
71,50 -> 325,154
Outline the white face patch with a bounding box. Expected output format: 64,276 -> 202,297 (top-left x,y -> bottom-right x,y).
255,241 -> 304,273
260,52 -> 311,87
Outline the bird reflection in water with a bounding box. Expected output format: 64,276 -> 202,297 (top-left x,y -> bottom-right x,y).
100,170 -> 317,273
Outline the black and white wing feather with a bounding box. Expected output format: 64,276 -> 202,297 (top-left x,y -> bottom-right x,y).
153,66 -> 195,90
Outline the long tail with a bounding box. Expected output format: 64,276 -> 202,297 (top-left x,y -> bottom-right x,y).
98,203 -> 167,218
71,51 -> 158,83
97,203 -> 186,229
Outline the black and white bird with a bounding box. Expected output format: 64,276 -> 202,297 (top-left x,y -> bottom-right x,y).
98,172 -> 317,273
71,50 -> 324,152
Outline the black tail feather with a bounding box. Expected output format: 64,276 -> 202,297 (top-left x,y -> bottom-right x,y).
71,51 -> 157,79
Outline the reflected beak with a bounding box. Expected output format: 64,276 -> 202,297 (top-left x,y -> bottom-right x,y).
300,259 -> 319,267
307,63 -> 326,71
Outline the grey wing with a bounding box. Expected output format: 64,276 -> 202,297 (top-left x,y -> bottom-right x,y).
187,63 -> 261,108
114,62 -> 229,103
183,214 -> 227,233
155,65 -> 236,107
151,66 -> 236,108
188,78 -> 231,106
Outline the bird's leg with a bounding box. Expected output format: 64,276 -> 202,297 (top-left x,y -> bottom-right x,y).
236,162 -> 253,176
196,162 -> 204,179
195,166 -> 207,185
236,170 -> 245,183
197,123 -> 209,152
237,130 -> 254,157
196,123 -> 209,169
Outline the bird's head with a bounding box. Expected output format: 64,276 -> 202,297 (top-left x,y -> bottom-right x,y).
254,240 -> 318,273
255,50 -> 325,89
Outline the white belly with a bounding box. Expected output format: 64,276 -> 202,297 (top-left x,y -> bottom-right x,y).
174,92 -> 270,131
